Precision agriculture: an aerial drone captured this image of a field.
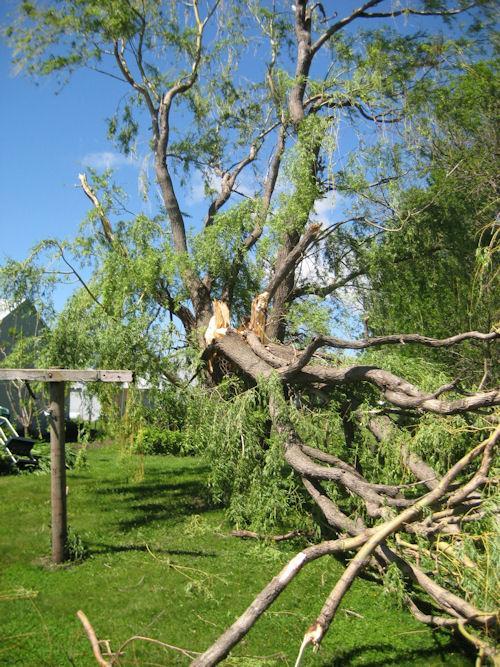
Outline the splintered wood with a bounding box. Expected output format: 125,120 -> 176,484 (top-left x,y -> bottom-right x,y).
249,291 -> 269,343
204,300 -> 231,345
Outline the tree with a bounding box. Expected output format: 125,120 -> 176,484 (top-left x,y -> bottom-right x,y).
366,61 -> 499,384
2,1 -> 499,664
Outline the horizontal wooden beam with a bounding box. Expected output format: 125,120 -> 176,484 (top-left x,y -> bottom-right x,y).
0,369 -> 133,383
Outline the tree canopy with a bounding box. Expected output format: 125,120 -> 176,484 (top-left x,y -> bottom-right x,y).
1,1 -> 499,664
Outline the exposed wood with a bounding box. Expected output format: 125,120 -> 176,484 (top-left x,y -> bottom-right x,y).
77,611 -> 111,667
49,381 -> 67,564
248,292 -> 269,343
0,369 -> 133,383
204,300 -> 230,346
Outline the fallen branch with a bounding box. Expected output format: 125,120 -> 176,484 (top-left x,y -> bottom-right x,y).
280,330 -> 499,376
190,532 -> 370,666
299,426 -> 500,653
230,529 -> 313,542
77,610 -> 110,667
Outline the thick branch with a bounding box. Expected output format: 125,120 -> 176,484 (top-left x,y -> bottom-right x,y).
214,333 -> 500,414
366,415 -> 440,490
302,477 -> 364,535
190,532 -> 370,667
281,330 -> 499,378
307,426 -> 499,648
296,364 -> 500,414
266,223 -> 322,302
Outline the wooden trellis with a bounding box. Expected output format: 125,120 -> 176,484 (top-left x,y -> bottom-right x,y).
0,369 -> 133,563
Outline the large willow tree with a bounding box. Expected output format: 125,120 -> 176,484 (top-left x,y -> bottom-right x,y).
2,1 -> 499,664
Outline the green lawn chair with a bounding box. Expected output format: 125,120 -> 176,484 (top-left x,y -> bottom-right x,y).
0,407 -> 38,468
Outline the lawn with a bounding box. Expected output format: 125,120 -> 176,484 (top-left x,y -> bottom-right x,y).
0,444 -> 473,666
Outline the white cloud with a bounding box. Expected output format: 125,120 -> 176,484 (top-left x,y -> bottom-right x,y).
313,190 -> 344,225
189,170 -> 221,204
189,169 -> 258,205
81,151 -> 137,170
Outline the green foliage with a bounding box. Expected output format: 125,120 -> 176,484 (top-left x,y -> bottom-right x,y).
65,526 -> 88,562
184,378 -> 310,532
365,63 -> 499,383
134,424 -> 184,456
287,297 -> 333,341
272,116 -> 330,239
192,200 -> 262,316
383,563 -> 407,610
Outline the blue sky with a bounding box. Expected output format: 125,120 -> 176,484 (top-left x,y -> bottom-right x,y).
0,42 -> 119,258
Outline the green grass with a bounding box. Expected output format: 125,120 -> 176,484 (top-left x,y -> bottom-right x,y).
0,445 -> 473,666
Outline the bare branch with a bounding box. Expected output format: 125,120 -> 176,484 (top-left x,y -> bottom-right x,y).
191,532 -> 370,666
77,610 -> 110,667
312,1 -> 476,54
302,426 -> 499,650
292,268 -> 366,299
279,330 -> 499,379
78,173 -> 127,256
358,4 -> 476,19
312,0 -> 386,55
266,224 -> 322,302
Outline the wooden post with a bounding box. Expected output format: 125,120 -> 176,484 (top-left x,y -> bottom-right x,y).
0,368 -> 133,564
49,381 -> 67,564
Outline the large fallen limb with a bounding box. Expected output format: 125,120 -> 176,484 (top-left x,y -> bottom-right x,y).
190,533 -> 371,667
300,426 -> 500,651
281,331 -> 499,372
365,415 -> 441,489
214,332 -> 500,414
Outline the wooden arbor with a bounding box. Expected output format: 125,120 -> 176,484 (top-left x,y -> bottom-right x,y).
0,369 -> 133,563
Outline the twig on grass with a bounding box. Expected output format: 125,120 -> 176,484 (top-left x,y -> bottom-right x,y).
77,610 -> 200,665
77,611 -> 110,667
110,635 -> 199,663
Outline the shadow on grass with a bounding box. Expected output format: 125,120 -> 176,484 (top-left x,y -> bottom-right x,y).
89,542 -> 217,558
322,639 -> 466,666
96,475 -> 216,532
